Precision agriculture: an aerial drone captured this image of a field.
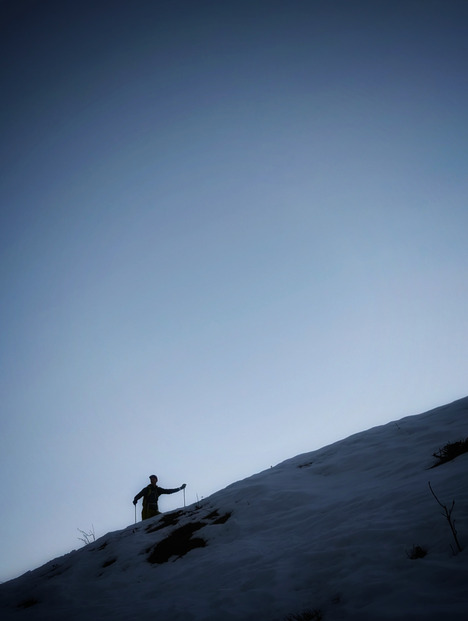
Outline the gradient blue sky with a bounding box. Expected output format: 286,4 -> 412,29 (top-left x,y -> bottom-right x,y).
1,0 -> 467,582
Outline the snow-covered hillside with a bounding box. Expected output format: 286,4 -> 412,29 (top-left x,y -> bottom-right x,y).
1,398 -> 467,620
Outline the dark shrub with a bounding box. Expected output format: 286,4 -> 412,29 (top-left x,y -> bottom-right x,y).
407,545 -> 427,559
431,438 -> 468,467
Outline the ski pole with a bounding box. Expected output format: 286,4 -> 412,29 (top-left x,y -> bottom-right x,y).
183,486 -> 186,508
134,503 -> 137,524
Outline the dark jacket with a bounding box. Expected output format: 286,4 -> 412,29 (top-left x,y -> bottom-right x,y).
133,484 -> 180,512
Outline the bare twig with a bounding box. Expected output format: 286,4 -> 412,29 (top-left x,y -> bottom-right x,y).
428,482 -> 462,553
77,525 -> 96,546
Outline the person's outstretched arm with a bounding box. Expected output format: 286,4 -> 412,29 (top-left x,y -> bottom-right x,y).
159,483 -> 186,495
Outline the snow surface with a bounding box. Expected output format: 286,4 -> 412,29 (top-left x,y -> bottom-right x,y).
1,398 -> 467,620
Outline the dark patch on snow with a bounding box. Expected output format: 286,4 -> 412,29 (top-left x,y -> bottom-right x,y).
285,609 -> 323,621
211,511 -> 232,524
43,562 -> 71,580
204,509 -> 232,524
147,522 -> 206,564
102,558 -> 117,568
17,597 -> 39,609
146,510 -> 231,564
145,509 -> 184,533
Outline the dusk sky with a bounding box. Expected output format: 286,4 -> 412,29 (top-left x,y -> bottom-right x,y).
1,0 -> 467,582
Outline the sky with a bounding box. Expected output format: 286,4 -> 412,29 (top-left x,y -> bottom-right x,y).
1,397 -> 467,619
0,0 -> 467,583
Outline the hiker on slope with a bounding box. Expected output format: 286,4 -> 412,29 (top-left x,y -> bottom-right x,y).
133,474 -> 186,520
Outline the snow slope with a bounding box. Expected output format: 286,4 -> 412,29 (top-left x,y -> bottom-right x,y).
1,398 -> 467,620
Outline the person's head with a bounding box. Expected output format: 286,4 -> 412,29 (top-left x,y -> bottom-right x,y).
149,474 -> 158,485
